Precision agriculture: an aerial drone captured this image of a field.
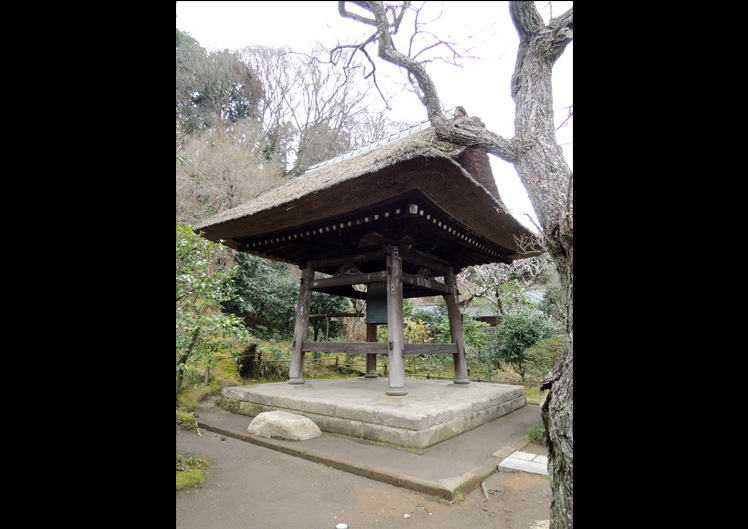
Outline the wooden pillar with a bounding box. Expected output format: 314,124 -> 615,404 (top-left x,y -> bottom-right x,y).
385,246 -> 407,396
288,261 -> 313,384
365,323 -> 378,378
445,267 -> 470,385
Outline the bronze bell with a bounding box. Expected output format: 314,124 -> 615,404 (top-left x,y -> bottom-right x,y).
365,281 -> 388,324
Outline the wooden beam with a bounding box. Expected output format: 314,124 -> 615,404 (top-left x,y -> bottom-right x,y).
399,247 -> 451,276
401,272 -> 452,295
386,245 -> 406,395
301,341 -> 387,354
310,285 -> 368,300
300,341 -> 458,355
289,261 -> 314,384
366,323 -> 378,377
309,313 -> 364,319
445,267 -> 470,384
403,287 -> 444,299
312,247 -> 386,269
310,271 -> 387,290
404,343 -> 458,355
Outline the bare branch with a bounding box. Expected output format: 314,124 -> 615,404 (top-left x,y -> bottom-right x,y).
555,105 -> 573,130
514,231 -> 546,256
509,1 -> 545,37
338,1 -> 377,26
337,2 -> 525,162
548,6 -> 574,63
339,2 -> 445,124
511,2 -> 573,63
330,40 -> 391,108
407,2 -> 479,66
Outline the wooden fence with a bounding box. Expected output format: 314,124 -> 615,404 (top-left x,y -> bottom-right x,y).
206,352 -> 545,388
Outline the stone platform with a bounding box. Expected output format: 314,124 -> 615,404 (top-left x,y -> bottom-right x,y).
218,378 -> 526,449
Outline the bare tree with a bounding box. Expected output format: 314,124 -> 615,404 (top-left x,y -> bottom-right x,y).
176,120 -> 287,224
239,43 -> 404,175
176,36 -> 414,226
336,2 -> 573,527
459,254 -> 555,318
176,40 -> 264,135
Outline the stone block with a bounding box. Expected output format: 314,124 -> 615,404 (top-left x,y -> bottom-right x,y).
238,401 -> 266,417
499,451 -> 549,476
301,398 -> 337,417
408,422 -> 454,449
324,416 -> 363,438
376,394 -> 415,406
335,402 -> 376,423
303,412 -> 326,430
362,422 -> 409,447
373,407 -> 427,431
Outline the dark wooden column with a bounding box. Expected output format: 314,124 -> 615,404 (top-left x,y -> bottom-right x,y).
385,246 -> 407,396
365,323 -> 379,378
288,261 -> 314,384
445,267 -> 470,385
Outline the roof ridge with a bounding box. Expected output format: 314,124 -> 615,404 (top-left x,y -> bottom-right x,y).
305,107 -> 459,173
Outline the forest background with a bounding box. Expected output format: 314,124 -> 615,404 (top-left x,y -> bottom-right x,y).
175,26 -> 565,404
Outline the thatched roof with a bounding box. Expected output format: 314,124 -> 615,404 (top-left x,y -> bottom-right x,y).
194,110 -> 540,270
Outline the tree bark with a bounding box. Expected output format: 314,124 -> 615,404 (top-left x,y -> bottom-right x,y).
509,5 -> 573,527
337,2 -> 573,526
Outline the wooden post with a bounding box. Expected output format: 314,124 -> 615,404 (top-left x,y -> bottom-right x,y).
386,246 -> 407,396
288,261 -> 313,384
445,267 -> 470,385
365,323 -> 378,378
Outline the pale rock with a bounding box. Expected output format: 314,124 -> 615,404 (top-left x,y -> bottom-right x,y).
247,411 -> 321,441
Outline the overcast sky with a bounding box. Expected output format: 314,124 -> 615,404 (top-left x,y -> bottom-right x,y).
176,1 -> 573,231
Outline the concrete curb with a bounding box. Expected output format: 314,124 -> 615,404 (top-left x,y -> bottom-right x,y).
197,420 -> 510,502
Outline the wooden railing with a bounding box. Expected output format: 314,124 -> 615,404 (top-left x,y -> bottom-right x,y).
300,341 -> 458,355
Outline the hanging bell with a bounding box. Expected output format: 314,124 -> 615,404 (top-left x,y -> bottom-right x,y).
366,281 -> 388,324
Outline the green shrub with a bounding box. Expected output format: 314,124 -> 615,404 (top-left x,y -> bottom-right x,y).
256,339 -> 291,379
221,253 -> 298,340
524,336 -> 566,381
528,423 -> 545,444
176,223 -> 250,398
489,307 -> 559,381
176,410 -> 198,430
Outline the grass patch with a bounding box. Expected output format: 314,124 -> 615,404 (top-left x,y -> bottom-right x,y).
176,453 -> 207,490
525,386 -> 542,404
176,469 -> 204,490
177,354 -> 243,411
527,423 -> 545,444
176,410 -> 198,430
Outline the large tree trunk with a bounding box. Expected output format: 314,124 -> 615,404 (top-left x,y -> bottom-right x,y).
510,5 -> 573,527
541,255 -> 573,529
337,2 -> 573,526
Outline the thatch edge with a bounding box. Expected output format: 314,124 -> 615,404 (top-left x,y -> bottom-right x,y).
193,127 -> 467,232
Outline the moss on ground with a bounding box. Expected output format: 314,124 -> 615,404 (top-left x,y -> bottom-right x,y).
176,453 -> 207,490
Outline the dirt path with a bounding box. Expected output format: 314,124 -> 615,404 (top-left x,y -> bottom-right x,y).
177,426 -> 550,529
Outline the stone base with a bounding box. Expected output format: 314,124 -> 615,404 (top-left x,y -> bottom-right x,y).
376,394 -> 415,406
219,378 -> 526,449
